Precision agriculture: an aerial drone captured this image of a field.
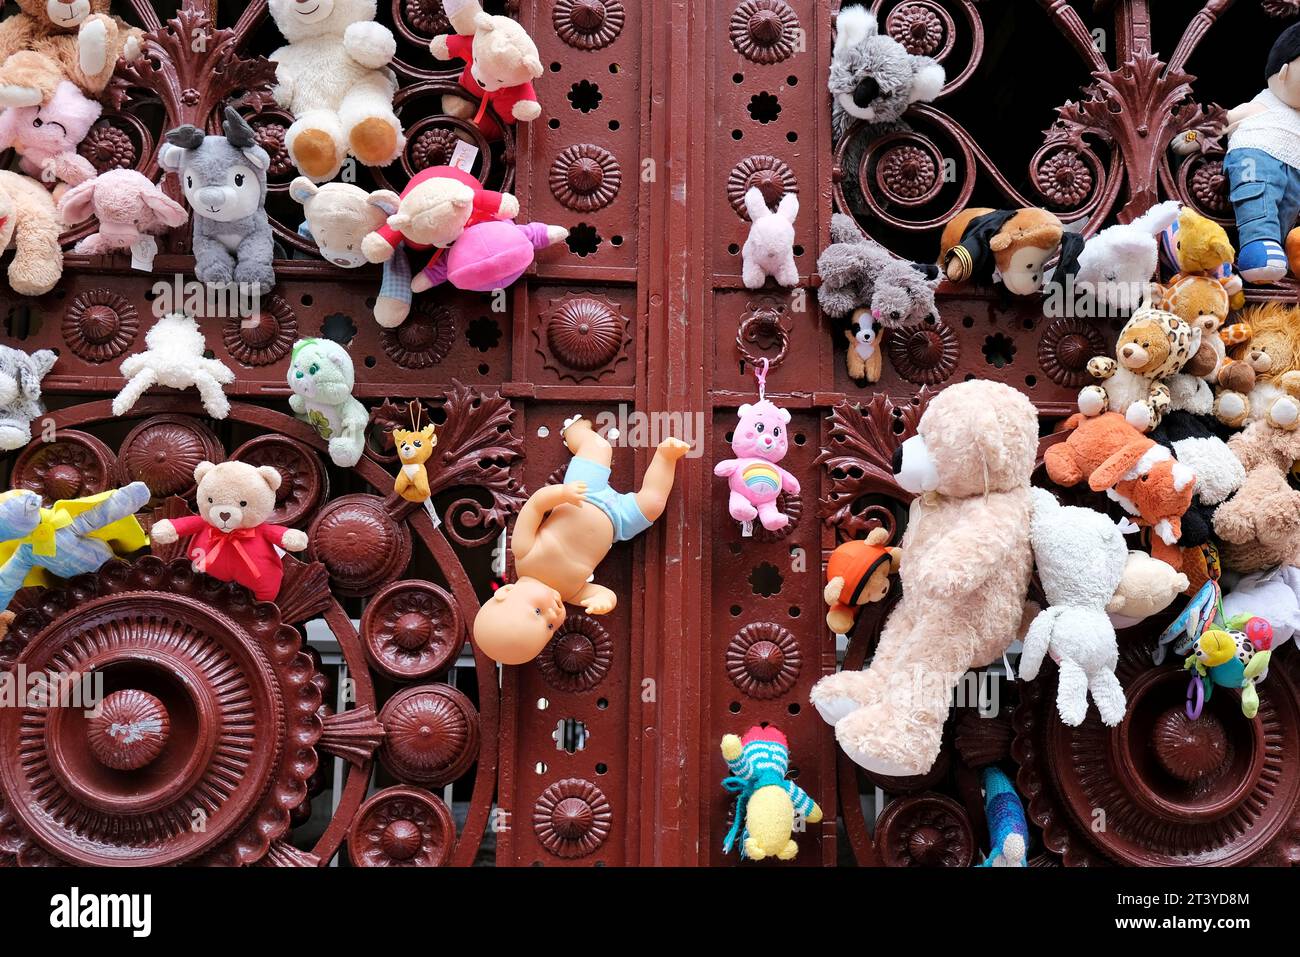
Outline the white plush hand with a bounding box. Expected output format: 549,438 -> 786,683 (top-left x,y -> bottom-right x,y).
512,100 -> 542,122
498,194 -> 520,220
78,16 -> 110,78
429,34 -> 452,59
344,21 -> 397,69
362,232 -> 394,263
281,529 -> 309,552
545,225 -> 570,245
150,519 -> 178,545
123,34 -> 142,62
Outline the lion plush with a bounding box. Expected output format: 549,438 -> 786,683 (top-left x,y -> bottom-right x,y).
0,0 -> 142,108
810,380 -> 1038,777
1214,302 -> 1300,430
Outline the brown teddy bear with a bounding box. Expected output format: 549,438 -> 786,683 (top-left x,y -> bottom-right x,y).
1213,418 -> 1300,573
1213,303 -> 1300,429
1078,306 -> 1193,432
810,380 -> 1039,777
0,170 -> 62,295
1157,274 -> 1231,414
0,0 -> 142,108
150,460 -> 309,603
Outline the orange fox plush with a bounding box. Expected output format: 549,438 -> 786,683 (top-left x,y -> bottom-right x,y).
393,425 -> 436,503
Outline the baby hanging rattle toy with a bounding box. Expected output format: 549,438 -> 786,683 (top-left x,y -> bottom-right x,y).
720,725 -> 821,861
714,358 -> 800,533
472,415 -> 690,665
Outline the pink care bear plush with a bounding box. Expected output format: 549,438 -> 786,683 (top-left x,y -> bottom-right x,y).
714,398 -> 800,531
810,380 -> 1038,777
58,169 -> 188,263
0,80 -> 101,199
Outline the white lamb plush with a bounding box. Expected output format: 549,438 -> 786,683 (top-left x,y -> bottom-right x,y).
113,314 -> 235,419
268,0 -> 404,183
1021,487 -> 1129,727
741,186 -> 799,289
1072,200 -> 1181,315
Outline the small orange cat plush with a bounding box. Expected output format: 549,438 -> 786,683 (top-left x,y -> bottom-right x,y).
393,424 -> 437,502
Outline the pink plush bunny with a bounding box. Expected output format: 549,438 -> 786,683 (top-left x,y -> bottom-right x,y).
58,168 -> 188,266
714,395 -> 800,531
0,81 -> 101,199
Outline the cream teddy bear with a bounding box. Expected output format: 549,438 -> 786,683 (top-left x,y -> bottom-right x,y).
810,380 -> 1039,777
1106,551 -> 1189,629
268,0 -> 404,182
432,0 -> 543,131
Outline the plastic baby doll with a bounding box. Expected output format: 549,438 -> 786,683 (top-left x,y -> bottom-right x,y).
1224,22 -> 1300,282
473,416 -> 690,665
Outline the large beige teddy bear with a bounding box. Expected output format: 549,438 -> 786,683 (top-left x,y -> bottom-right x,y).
0,169 -> 62,295
810,380 -> 1039,777
269,0 -> 404,182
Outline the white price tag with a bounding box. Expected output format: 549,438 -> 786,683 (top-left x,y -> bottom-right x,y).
423,498 -> 442,529
130,237 -> 158,272
740,520 -> 753,538
449,140 -> 480,173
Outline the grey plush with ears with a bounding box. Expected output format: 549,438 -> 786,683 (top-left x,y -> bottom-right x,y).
0,345 -> 58,451
829,5 -> 945,141
817,214 -> 939,326
159,106 -> 275,293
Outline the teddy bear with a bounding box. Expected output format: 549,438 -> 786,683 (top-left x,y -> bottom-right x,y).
714,397 -> 799,531
1072,200 -> 1180,315
113,314 -> 234,419
817,213 -> 940,324
268,0 -> 404,183
829,4 -> 944,142
289,177 -> 410,328
741,186 -> 798,289
0,1 -> 142,108
1156,273 -> 1231,415
0,344 -> 57,451
150,460 -> 310,603
823,527 -> 901,635
719,725 -> 821,861
0,482 -> 150,612
940,206 -> 1085,297
1021,488 -> 1129,727
0,78 -> 99,199
431,0 -> 543,135
287,337 -> 369,469
159,107 -> 275,293
1078,305 -> 1194,432
1157,204 -> 1245,309
57,168 -> 189,268
1213,417 -> 1300,573
0,169 -> 63,295
1106,551 -> 1189,629
361,164 -> 518,284
810,380 -> 1038,777
1213,302 -> 1300,430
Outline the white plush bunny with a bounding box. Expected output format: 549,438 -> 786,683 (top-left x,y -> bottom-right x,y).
113,314 -> 235,419
741,186 -> 799,289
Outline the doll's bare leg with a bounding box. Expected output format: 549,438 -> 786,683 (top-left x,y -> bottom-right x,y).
634,437 -> 690,522
561,416 -> 613,469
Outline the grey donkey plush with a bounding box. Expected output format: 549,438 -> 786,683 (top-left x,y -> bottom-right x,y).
0,345 -> 58,451
160,106 -> 275,293
817,214 -> 940,325
830,4 -> 945,142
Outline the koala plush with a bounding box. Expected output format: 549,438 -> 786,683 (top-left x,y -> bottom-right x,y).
829,4 -> 945,141
159,107 -> 275,293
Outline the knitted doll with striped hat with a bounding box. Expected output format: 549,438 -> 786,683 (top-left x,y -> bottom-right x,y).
720,725 -> 821,861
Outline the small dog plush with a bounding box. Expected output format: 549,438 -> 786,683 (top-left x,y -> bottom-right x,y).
845,308 -> 883,382
829,4 -> 945,140
741,186 -> 798,289
393,424 -> 436,503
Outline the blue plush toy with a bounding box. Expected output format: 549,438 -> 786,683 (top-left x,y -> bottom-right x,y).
978,766 -> 1029,867
0,483 -> 151,611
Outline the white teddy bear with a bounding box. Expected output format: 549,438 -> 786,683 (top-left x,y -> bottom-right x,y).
112,314 -> 235,419
268,0 -> 405,183
741,186 -> 799,289
1021,487 -> 1129,727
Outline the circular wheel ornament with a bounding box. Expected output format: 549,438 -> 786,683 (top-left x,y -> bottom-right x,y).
231,434 -> 327,527
537,614 -> 613,693
117,415 -> 225,500
533,778 -> 612,859
875,792 -> 974,867
347,786 -> 456,867
378,684 -> 480,787
726,621 -> 801,699
0,557 -> 324,866
307,494 -> 413,597
63,290 -> 138,363
11,430 -> 117,504
361,580 -> 465,680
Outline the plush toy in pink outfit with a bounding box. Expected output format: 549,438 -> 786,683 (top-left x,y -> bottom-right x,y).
58,168 -> 188,264
423,218 -> 569,292
714,362 -> 800,531
0,80 -> 101,198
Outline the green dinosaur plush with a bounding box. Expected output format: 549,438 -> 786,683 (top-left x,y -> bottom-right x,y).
286,338 -> 369,468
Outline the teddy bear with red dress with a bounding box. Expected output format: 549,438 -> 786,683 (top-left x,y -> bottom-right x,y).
431,0 -> 543,136
150,460 -> 308,603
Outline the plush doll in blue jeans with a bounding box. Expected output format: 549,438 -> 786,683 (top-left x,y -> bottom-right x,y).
1225,23 -> 1300,283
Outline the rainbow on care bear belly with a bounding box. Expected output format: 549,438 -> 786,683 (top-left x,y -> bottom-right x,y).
714,398 -> 799,531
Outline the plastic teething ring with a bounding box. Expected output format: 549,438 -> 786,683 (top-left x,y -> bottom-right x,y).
1186,673 -> 1205,720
